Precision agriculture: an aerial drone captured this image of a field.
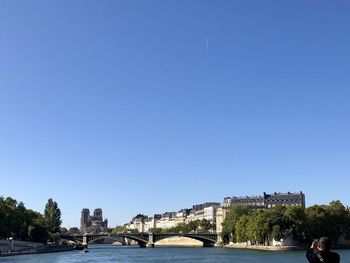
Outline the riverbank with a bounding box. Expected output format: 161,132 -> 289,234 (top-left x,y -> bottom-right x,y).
224,242 -> 304,251
0,244 -> 74,257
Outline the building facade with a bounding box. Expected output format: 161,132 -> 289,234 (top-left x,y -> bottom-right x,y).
176,209 -> 191,225
156,212 -> 177,229
222,191 -> 305,209
126,202 -> 220,233
216,191 -> 306,239
124,191 -> 305,237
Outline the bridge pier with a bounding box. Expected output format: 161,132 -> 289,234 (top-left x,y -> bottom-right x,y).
146,233 -> 154,248
138,242 -> 147,248
83,234 -> 88,248
203,242 -> 215,247
215,235 -> 223,247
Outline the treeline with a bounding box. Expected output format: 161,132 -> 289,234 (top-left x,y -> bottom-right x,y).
221,201 -> 350,245
0,196 -> 62,244
111,219 -> 214,234
151,219 -> 214,234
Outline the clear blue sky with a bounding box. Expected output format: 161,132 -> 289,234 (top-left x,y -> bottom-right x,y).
0,0 -> 349,228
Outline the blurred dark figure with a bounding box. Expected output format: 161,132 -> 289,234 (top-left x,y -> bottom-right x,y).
306,237 -> 340,263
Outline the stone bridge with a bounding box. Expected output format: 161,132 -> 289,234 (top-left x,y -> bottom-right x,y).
61,232 -> 218,248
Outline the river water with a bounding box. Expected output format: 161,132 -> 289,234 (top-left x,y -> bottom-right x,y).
2,245 -> 350,263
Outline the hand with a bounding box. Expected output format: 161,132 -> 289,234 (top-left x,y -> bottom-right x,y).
311,240 -> 319,251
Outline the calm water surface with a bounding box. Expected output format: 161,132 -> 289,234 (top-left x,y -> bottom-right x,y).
2,245 -> 350,263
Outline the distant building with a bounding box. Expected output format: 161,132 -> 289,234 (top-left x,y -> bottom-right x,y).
80,208 -> 108,234
176,209 -> 191,225
265,192 -> 305,208
144,217 -> 156,232
215,206 -> 226,242
204,205 -> 219,222
157,212 -> 177,229
222,191 -> 305,209
123,192 -> 305,237
190,202 -> 220,222
126,214 -> 149,232
80,208 -> 90,233
216,191 -> 306,239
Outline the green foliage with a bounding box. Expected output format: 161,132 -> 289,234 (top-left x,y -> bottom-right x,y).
104,228 -> 113,233
221,206 -> 251,243
304,200 -> 350,244
127,228 -> 139,233
283,205 -> 307,243
199,219 -> 213,232
50,232 -> 62,243
249,209 -> 270,244
68,227 -> 80,234
221,201 -> 350,246
148,227 -> 163,233
188,220 -> 201,231
60,227 -> 68,234
0,195 -> 57,244
149,219 -> 214,234
44,198 -> 62,234
28,217 -> 49,244
272,225 -> 282,241
175,223 -> 192,233
235,215 -> 250,242
0,196 -> 41,240
112,226 -> 128,234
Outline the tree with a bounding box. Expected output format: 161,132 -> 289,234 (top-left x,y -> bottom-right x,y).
171,222 -> 191,233
326,201 -> 349,243
44,198 -> 62,234
188,220 -> 201,232
60,227 -> 68,235
199,219 -> 213,232
68,227 -> 80,235
235,215 -> 250,242
148,227 -> 163,233
0,197 -> 34,240
272,225 -> 282,241
104,228 -> 113,233
344,210 -> 350,240
50,232 -> 62,244
266,205 -> 290,243
221,206 -> 251,243
283,205 -> 307,244
125,228 -> 139,233
28,217 -> 49,244
112,225 -> 128,234
304,201 -> 349,245
306,205 -> 334,242
0,197 -> 5,238
16,202 -> 30,240
249,210 -> 269,245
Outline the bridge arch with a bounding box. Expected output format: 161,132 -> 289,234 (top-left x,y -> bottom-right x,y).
116,234 -> 149,247
60,234 -> 149,247
88,236 -> 126,244
60,235 -> 83,244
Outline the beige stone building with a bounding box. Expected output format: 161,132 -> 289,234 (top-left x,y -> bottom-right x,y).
215,206 -> 226,243
176,209 -> 190,225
